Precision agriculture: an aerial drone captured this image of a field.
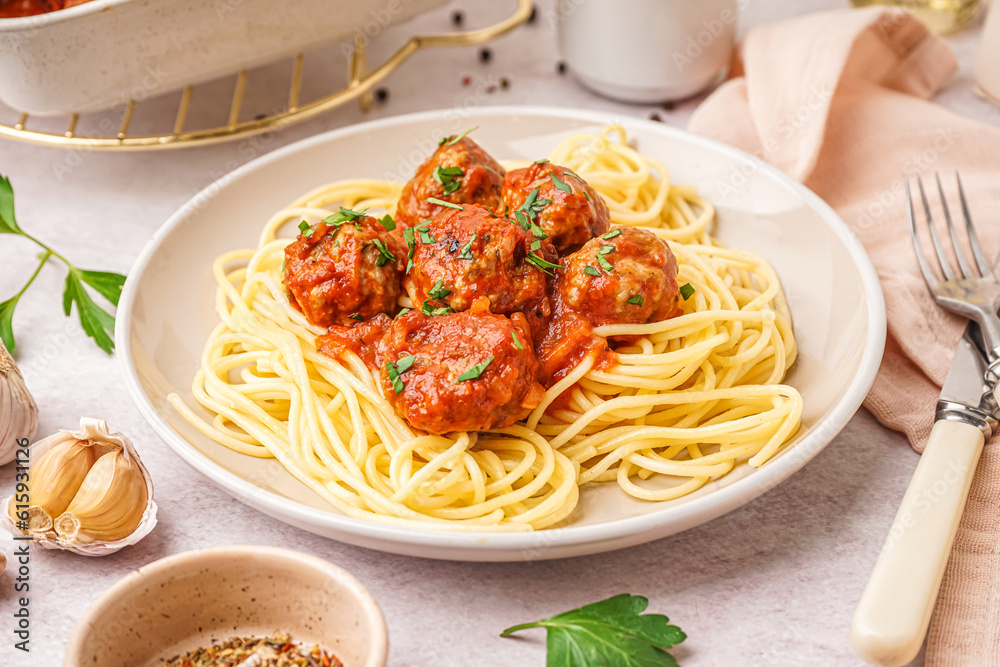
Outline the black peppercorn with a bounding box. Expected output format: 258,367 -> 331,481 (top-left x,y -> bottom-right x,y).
479,47 -> 492,63
375,88 -> 389,102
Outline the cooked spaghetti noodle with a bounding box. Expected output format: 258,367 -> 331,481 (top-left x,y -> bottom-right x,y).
168,126 -> 801,530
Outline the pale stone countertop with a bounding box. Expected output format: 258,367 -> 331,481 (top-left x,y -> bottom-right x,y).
1,1 -> 998,666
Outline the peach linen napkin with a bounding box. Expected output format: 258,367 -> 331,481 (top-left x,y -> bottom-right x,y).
688,7 -> 1000,665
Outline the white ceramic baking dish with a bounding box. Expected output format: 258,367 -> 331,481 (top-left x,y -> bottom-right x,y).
0,0 -> 447,115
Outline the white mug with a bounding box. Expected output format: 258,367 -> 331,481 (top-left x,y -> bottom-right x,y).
974,0 -> 1000,106
556,0 -> 740,103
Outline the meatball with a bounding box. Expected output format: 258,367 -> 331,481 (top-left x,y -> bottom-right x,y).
558,226 -> 680,329
283,210 -> 406,328
375,299 -> 544,434
502,162 -> 610,255
395,135 -> 505,230
404,204 -> 557,318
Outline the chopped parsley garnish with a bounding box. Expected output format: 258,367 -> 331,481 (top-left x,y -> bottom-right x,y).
563,169 -> 586,183
534,158 -> 550,164
597,244 -> 615,272
511,331 -> 524,350
515,188 -> 551,223
440,126 -> 479,146
298,220 -> 311,234
526,252 -> 562,276
550,172 -> 572,193
323,207 -> 368,227
428,280 -> 451,300
457,355 -> 494,382
377,214 -> 396,231
530,223 -> 548,239
397,307 -> 412,317
514,211 -> 532,231
348,313 -> 364,321
603,228 -> 621,240
371,238 -> 395,267
628,294 -> 644,306
427,197 -> 464,210
433,166 -> 464,195
386,355 -> 417,394
458,233 -> 477,260
530,239 -> 542,252
584,266 -> 600,277
680,283 -> 695,300
403,227 -> 416,272
420,296 -> 452,316
416,222 -> 436,244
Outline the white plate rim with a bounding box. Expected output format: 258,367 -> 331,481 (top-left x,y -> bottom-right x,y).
116,105 -> 887,556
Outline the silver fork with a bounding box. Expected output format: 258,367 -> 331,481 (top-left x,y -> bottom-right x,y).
906,173 -> 1000,364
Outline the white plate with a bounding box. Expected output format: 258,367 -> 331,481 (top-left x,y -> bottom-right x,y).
118,106 -> 886,561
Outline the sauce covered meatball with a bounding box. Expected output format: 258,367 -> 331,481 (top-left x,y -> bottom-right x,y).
283,210 -> 406,328
395,135 -> 505,230
502,162 -> 610,255
375,299 -> 544,434
404,204 -> 557,319
558,226 -> 680,329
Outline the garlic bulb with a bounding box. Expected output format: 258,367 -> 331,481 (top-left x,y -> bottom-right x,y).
1,418 -> 157,557
0,341 -> 38,466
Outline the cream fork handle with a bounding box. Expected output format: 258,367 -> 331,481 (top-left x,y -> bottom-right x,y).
850,419 -> 984,666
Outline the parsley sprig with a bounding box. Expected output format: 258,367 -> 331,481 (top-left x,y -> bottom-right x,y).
0,175 -> 126,354
439,127 -> 479,146
501,594 -> 686,667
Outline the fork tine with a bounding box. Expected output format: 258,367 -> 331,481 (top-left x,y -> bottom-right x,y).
916,174 -> 956,281
906,176 -> 944,290
936,172 -> 973,278
955,172 -> 993,277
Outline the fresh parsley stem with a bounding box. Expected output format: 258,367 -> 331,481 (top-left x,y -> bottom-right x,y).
20,231 -> 74,268
499,622 -> 545,636
12,249 -> 52,302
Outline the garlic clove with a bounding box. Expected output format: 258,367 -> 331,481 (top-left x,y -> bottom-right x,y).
0,418 -> 157,557
11,439 -> 96,520
54,449 -> 147,544
0,341 -> 39,466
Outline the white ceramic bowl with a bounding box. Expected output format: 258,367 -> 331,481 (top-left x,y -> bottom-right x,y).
117,106 -> 886,561
64,546 -> 388,667
0,0 -> 446,115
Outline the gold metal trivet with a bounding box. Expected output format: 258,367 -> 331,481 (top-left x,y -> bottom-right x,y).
0,0 -> 531,151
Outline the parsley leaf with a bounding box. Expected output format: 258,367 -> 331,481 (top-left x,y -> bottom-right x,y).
501,594 -> 686,667
428,280 -> 451,301
603,228 -> 622,240
395,355 -> 416,373
371,238 -> 396,267
78,270 -> 126,307
534,158 -> 550,165
348,313 -> 364,321
403,227 -> 416,272
377,214 -> 396,231
679,283 -> 694,300
0,175 -> 23,235
515,188 -> 549,223
597,244 -> 615,272
457,355 -> 494,382
396,307 -> 412,318
433,166 -> 464,195
427,197 -> 464,211
584,266 -> 600,277
526,253 -> 562,276
323,207 -> 368,227
458,233 -> 477,260
550,171 -> 572,193
63,269 -> 116,354
298,220 -> 311,234
511,331 -> 524,350
628,294 -> 644,306
416,222 -> 436,244
530,239 -> 542,252
385,359 -> 408,395
440,127 -> 479,146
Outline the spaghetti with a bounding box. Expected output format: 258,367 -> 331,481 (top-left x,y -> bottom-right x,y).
168,126 -> 801,530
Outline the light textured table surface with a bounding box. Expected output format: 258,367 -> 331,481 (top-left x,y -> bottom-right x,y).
1,1 -> 998,666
